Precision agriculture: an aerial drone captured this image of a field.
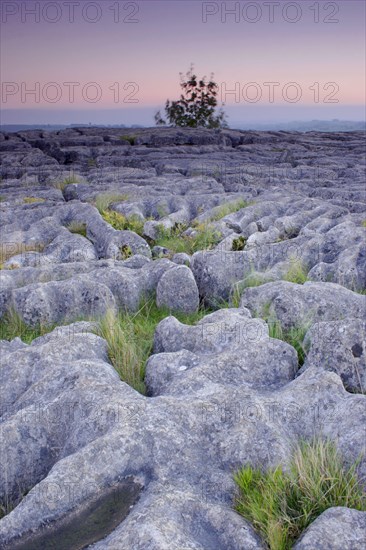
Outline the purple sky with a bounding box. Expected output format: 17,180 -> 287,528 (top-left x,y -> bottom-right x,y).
1,0 -> 365,125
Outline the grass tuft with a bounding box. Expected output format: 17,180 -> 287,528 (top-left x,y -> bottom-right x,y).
101,209 -> 144,236
232,235 -> 246,251
231,271 -> 273,308
100,210 -> 126,230
63,174 -> 80,185
66,221 -> 87,238
254,304 -> 309,366
283,259 -> 308,284
0,309 -> 54,343
234,438 -> 365,550
154,223 -> 222,256
95,194 -> 145,236
95,193 -> 128,214
267,319 -> 309,366
1,299 -> 210,394
120,244 -> 132,260
120,134 -> 136,145
53,173 -> 80,191
209,199 -> 249,221
0,483 -> 32,520
97,299 -> 210,394
0,497 -> 13,520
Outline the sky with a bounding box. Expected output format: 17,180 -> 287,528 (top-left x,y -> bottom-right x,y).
1,0 -> 365,125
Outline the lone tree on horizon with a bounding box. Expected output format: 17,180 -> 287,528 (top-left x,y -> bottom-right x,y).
154,65 -> 227,129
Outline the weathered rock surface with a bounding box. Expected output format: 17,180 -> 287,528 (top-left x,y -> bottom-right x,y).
147,308 -> 298,394
299,318 -> 366,393
1,128 -> 365,548
2,128 -> 365,322
156,265 -> 199,314
293,507 -> 366,550
1,320 -> 365,549
241,281 -> 365,330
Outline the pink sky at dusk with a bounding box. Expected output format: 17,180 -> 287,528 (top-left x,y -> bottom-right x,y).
1,0 -> 365,124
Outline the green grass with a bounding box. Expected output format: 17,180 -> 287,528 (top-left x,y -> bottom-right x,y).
208,199 -> 249,221
63,173 -> 80,184
154,223 -> 222,256
120,134 -> 136,145
0,485 -> 31,520
231,282 -> 244,308
232,235 -> 246,251
254,304 -> 309,366
1,460 -> 35,517
231,276 -> 265,308
0,309 -> 54,343
97,299 -> 210,394
362,220 -> 366,228
95,193 -> 128,214
120,244 -> 133,260
231,268 -> 277,307
234,438 -> 365,550
267,319 -> 309,366
0,496 -> 13,519
1,298 -> 210,395
283,259 -> 308,284
95,194 -> 145,236
53,173 -> 80,191
66,221 -> 87,238
242,273 -> 269,289
156,204 -> 169,219
101,209 -> 123,229
101,210 -> 144,236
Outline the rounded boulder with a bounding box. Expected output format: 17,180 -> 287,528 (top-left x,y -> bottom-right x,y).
156,265 -> 199,314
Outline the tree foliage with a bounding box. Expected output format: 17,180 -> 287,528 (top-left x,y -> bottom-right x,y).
155,65 -> 227,129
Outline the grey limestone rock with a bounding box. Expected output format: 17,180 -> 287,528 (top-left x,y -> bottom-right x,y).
156,265 -> 199,314
147,308 -> 298,395
299,318 -> 366,393
1,127 -> 365,548
241,281 -> 365,330
1,321 -> 365,549
293,507 -> 366,550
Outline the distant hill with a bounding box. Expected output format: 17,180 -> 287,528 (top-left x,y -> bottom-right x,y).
0,124 -> 131,132
0,124 -> 68,132
232,120 -> 366,132
0,120 -> 364,133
